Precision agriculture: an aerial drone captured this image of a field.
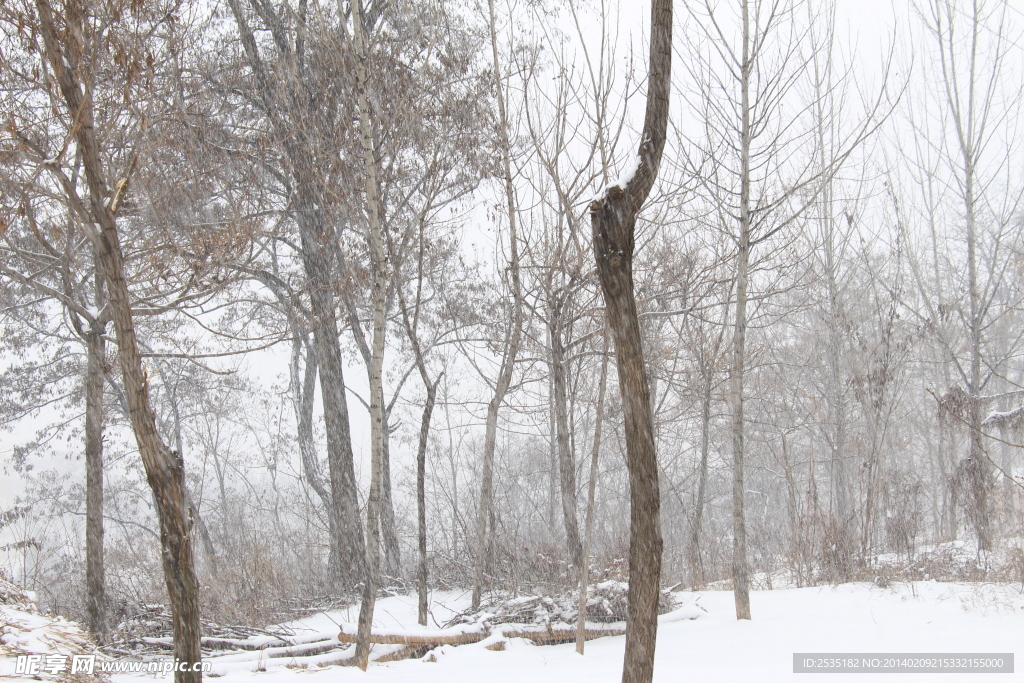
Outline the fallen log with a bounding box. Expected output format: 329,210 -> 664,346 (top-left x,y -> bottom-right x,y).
504,626 -> 626,644
336,625 -> 626,648
201,636 -> 289,650
337,629 -> 486,646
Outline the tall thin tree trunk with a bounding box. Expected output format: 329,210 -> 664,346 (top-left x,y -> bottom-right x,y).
964,146 -> 990,551
689,373 -> 712,588
381,417 -> 402,578
416,379 -> 438,626
472,0 -> 524,612
392,196 -> 440,629
551,302 -> 583,568
576,334 -> 609,655
814,35 -> 852,574
547,359 -> 559,530
85,317 -> 106,639
730,0 -> 753,622
352,0 -> 388,667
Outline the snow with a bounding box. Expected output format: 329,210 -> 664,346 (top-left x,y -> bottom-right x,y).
4,582 -> 1022,682
0,596 -> 102,681
593,155 -> 643,203
119,582 -> 1024,682
613,155 -> 643,189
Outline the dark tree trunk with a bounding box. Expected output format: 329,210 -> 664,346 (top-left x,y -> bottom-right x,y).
416,379 -> 438,626
294,196 -> 367,588
588,2 -> 671,681
290,338 -> 345,580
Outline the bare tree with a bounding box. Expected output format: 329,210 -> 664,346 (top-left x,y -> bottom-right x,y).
589,0 -> 672,680
26,1 -> 205,677
681,0 -> 893,618
902,0 -> 1024,551
471,0 -> 526,612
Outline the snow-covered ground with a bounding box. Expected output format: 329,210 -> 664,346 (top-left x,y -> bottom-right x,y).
4,581 -> 1023,682
128,582 -> 1024,682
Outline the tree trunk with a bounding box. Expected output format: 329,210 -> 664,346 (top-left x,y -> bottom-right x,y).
295,202 -> 367,588
227,0 -> 366,589
548,363 -> 559,531
35,3 -> 202,678
576,334 -> 609,655
341,290 -> 403,580
589,1 -> 671,680
472,0 -> 525,612
165,376 -> 217,574
381,416 -> 402,578
85,320 -> 106,639
416,379 -> 438,626
689,374 -> 712,588
730,0 -> 753,622
551,302 -> 583,569
353,0 -> 388,666
964,152 -> 991,552
290,338 -> 345,580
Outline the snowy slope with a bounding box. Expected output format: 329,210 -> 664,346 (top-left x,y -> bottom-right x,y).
0,575 -> 106,682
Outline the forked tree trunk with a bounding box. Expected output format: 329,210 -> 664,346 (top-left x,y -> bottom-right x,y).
227,0 -> 366,588
164,375 -> 217,573
35,3 -> 202,679
589,1 -> 671,680
289,338 -> 346,580
294,201 -> 367,588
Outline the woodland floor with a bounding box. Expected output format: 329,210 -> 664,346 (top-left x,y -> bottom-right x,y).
4,578 -> 1023,682
141,581 -> 1024,682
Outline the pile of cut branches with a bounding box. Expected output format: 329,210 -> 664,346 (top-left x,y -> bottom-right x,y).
445,581 -> 675,629
105,604 -> 302,658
